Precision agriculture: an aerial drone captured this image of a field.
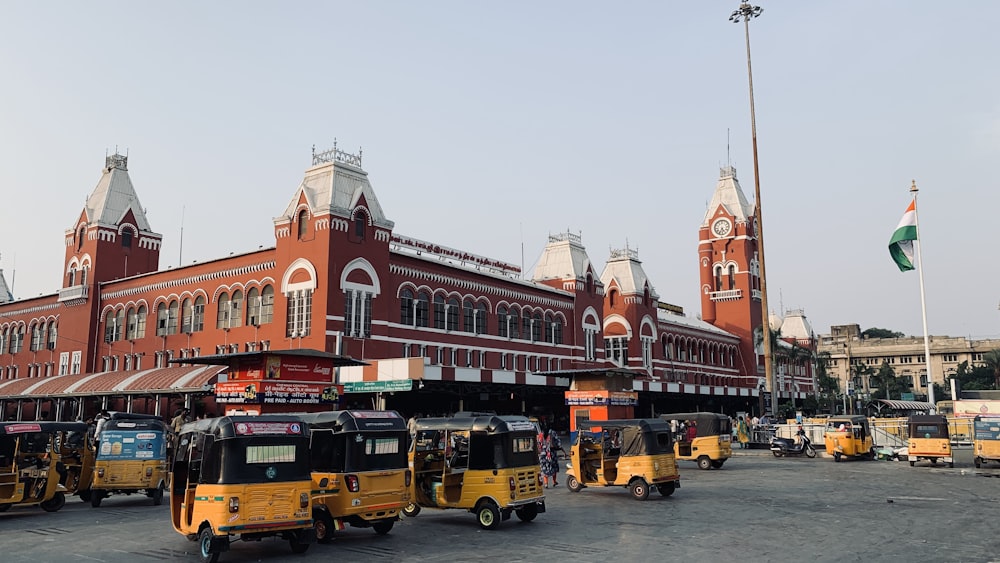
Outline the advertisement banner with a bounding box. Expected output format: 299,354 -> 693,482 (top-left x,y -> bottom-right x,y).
214,381 -> 342,405
230,355 -> 335,382
233,421 -> 303,436
565,390 -> 639,406
98,430 -> 166,461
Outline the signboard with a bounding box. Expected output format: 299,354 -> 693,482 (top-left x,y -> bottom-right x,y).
3,423 -> 42,433
98,430 -> 166,461
973,419 -> 1000,440
233,421 -> 303,436
343,380 -> 414,393
565,390 -> 638,406
215,381 -> 342,405
230,354 -> 335,382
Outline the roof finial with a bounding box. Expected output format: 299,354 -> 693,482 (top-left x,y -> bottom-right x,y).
910,179 -> 918,193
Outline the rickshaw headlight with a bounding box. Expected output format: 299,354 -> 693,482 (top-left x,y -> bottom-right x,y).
509,477 -> 516,491
345,474 -> 360,493
299,493 -> 309,508
318,477 -> 329,488
97,468 -> 105,478
229,497 -> 239,513
146,467 -> 153,477
404,469 -> 411,487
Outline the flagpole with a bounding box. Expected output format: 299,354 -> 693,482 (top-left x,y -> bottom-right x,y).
911,180 -> 935,409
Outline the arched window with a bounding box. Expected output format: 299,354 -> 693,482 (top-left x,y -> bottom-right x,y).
446,298 -> 459,331
353,210 -> 368,241
46,321 -> 57,349
728,264 -> 737,290
714,266 -> 723,292
68,266 -> 76,287
230,290 -> 244,328
433,295 -> 446,329
181,298 -> 193,333
77,227 -> 85,250
400,289 -> 415,325
297,209 -> 308,240
544,313 -> 554,343
167,300 -> 179,334
217,292 -> 231,329
475,302 -> 488,335
522,311 -> 532,341
531,312 -> 542,342
609,290 -> 617,308
462,299 -> 474,333
260,285 -> 275,324
122,229 -> 133,248
247,288 -> 261,326
415,292 -> 430,327
509,307 -> 521,339
192,296 -> 206,332
497,306 -> 509,338
156,303 -> 169,336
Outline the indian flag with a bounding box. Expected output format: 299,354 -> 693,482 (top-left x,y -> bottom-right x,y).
888,199 -> 918,272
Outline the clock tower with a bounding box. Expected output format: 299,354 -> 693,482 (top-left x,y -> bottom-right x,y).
698,165 -> 762,383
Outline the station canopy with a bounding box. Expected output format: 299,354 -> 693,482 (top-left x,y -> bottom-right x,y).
0,365 -> 227,399
870,399 -> 935,413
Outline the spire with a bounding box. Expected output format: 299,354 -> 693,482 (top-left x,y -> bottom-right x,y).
0,269 -> 13,303
702,165 -> 755,227
83,153 -> 153,231
532,230 -> 594,282
600,244 -> 659,300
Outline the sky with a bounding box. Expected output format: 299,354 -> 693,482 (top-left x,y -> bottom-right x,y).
2,2 -> 999,340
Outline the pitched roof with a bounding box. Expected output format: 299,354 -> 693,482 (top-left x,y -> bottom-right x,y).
279,146 -> 393,229
532,231 -> 595,282
0,269 -> 12,303
600,246 -> 658,299
702,165 -> 755,226
83,154 -> 152,232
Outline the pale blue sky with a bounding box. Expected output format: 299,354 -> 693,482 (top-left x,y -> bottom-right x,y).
2,2 -> 998,339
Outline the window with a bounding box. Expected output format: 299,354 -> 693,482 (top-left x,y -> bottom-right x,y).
433,295 -> 446,330
30,322 -> 43,352
156,303 -> 169,336
415,292 -> 429,328
354,213 -> 366,240
122,229 -> 133,248
462,300 -> 474,333
584,328 -> 597,361
532,312 -> 542,342
166,300 -> 179,334
59,353 -> 69,376
71,351 -> 82,374
0,328 -> 7,354
260,285 -> 275,324
553,320 -> 563,345
10,325 -> 24,353
286,289 -> 313,337
714,267 -> 722,292
498,306 -> 508,338
247,288 -> 261,326
544,314 -> 553,343
297,209 -> 309,240
446,298 -> 459,331
475,303 -> 487,334
400,289 -> 415,326
728,264 -> 736,289
68,266 -> 76,287
181,298 -> 193,333
230,290 -> 244,328
217,292 -> 231,329
77,227 -> 85,250
192,296 -> 205,332
522,312 -> 532,342
605,337 -> 628,367
247,444 -> 297,463
46,321 -> 57,350
609,290 -> 617,308
344,289 -> 372,338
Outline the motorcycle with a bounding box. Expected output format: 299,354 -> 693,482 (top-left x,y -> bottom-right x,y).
770,431 -> 817,458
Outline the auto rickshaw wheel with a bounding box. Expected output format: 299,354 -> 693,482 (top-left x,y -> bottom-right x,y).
629,479 -> 649,501
711,460 -> 725,469
40,492 -> 66,512
697,456 -> 712,470
656,482 -> 676,497
975,457 -> 982,469
566,475 -> 583,492
909,460 -> 915,467
288,532 -> 310,554
476,501 -> 501,530
0,503 -> 11,512
372,519 -> 394,535
772,451 -> 782,458
90,491 -> 104,508
401,502 -> 421,518
313,509 -> 335,544
948,461 -> 954,468
198,527 -> 220,563
152,483 -> 164,506
834,452 -> 842,463
79,489 -> 91,502
929,458 -> 937,465
515,503 -> 538,522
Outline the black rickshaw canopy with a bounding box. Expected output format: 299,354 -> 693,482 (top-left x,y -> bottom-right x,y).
413,415 -> 536,435
578,418 -> 674,456
297,410 -> 407,433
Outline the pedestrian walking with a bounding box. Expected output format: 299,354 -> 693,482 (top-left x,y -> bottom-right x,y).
546,429 -> 562,486
539,432 -> 557,488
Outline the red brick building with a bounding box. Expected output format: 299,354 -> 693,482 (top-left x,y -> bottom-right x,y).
0,147 -> 815,422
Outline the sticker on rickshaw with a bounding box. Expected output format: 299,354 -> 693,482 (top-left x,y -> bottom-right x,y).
4,423 -> 42,433
234,422 -> 303,435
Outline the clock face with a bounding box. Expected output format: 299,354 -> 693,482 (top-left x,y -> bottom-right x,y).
712,218 -> 732,237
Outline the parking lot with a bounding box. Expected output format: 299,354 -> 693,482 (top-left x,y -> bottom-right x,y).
1,447 -> 998,563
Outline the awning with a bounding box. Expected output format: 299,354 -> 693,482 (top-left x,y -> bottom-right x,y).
870,399 -> 935,412
0,366 -> 227,399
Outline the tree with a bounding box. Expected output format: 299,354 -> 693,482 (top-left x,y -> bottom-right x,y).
869,360 -> 911,400
983,349 -> 1000,390
814,351 -> 840,413
948,359 -> 996,392
862,327 -> 905,339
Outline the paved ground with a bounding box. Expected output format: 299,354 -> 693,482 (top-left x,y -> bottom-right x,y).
1,447 -> 998,563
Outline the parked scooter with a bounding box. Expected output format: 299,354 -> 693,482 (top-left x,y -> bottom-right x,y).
770,427 -> 817,458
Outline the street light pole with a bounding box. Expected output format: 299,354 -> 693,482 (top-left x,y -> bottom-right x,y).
730,2 -> 774,414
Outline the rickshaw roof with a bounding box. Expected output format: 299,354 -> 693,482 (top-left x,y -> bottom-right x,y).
907,414 -> 948,425
297,410 -> 407,432
413,415 -> 536,434
658,412 -> 730,435
104,415 -> 169,432
179,414 -> 308,439
1,421 -> 89,435
828,415 -> 870,425
974,415 -> 1000,422
578,418 -> 673,434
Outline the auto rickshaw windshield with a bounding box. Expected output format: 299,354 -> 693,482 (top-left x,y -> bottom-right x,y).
310,430 -> 407,472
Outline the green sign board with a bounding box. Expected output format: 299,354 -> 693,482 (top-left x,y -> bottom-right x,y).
343,380 -> 414,393
900,393 -> 915,401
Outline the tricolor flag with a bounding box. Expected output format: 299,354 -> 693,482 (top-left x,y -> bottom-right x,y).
888,199 -> 918,272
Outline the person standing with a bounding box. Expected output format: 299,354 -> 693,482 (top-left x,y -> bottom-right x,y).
546,429 -> 562,486
539,432 -> 557,488
736,416 -> 750,449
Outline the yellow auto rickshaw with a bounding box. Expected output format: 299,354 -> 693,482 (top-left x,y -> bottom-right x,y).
0,421 -> 88,513
823,415 -> 875,462
907,414 -> 953,468
298,410 -> 410,542
566,418 -> 680,501
170,415 -> 314,563
57,423 -> 95,501
90,412 -> 169,507
659,412 -> 732,469
972,415 -> 1000,469
403,414 -> 546,529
